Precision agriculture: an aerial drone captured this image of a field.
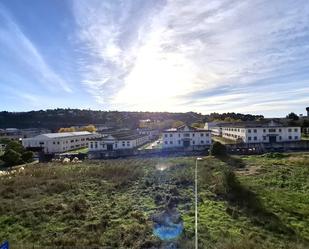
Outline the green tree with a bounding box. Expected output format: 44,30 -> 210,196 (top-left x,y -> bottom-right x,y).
286,112 -> 299,121
1,149 -> 22,166
21,151 -> 34,163
210,141 -> 227,156
5,141 -> 24,154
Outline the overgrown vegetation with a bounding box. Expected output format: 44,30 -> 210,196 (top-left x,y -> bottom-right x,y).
0,154 -> 308,248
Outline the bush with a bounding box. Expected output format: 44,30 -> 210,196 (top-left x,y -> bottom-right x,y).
21,151 -> 34,163
210,141 -> 227,156
1,149 -> 22,166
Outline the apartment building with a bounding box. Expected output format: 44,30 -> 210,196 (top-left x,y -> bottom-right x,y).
162,125 -> 211,148
219,121 -> 301,143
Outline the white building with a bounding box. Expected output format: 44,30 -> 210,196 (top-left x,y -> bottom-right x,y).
219,121 -> 301,143
22,131 -> 99,154
162,125 -> 211,148
89,132 -> 149,151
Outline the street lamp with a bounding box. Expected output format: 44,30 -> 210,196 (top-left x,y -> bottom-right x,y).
195,157 -> 203,249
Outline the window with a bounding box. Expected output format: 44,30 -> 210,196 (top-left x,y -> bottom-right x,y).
169,134 -> 173,137
279,136 -> 282,140
295,136 -> 298,140
169,141 -> 173,144
288,129 -> 292,132
206,133 -> 209,136
263,129 -> 266,132
269,129 -> 276,132
178,133 -> 181,137
127,141 -> 130,146
294,128 -> 298,132
164,141 -> 168,145
288,136 -> 292,140
178,140 -> 181,145
254,129 -> 257,133
200,133 -> 204,137
90,143 -> 93,149
201,140 -> 204,144
263,136 -> 266,141
53,141 -> 55,145
122,142 -> 125,146
192,141 -> 195,145
248,129 -> 251,133
57,141 -> 60,145
279,129 -> 282,132
254,136 -> 257,141
248,137 -> 252,141
165,134 -> 168,138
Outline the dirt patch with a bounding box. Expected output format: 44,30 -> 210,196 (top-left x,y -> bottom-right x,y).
235,164 -> 262,176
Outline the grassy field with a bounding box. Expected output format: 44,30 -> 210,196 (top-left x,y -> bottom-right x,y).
0,154 -> 308,248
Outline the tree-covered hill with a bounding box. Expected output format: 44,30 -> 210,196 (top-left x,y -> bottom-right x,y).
0,109 -> 264,130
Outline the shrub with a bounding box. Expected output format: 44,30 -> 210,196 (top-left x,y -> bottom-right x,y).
1,149 -> 22,166
21,151 -> 34,163
210,141 -> 227,156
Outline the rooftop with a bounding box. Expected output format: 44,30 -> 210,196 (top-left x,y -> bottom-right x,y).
92,133 -> 147,141
164,125 -> 210,132
26,131 -> 94,140
216,120 -> 299,128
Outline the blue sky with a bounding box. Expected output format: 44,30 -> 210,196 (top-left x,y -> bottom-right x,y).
0,0 -> 309,117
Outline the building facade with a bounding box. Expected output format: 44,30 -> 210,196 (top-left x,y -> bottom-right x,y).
89,132 -> 149,152
219,121 -> 301,143
22,131 -> 99,154
162,125 -> 211,148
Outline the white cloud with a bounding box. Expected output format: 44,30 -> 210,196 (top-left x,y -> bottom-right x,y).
73,0 -> 309,115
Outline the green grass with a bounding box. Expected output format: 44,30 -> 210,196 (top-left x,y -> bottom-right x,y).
0,154 -> 308,248
66,147 -> 89,153
301,134 -> 309,140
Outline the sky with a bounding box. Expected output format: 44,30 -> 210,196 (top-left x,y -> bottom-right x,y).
0,0 -> 309,117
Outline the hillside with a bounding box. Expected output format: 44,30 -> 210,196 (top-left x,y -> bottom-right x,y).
0,109 -> 204,130
0,109 -> 265,130
0,154 -> 308,248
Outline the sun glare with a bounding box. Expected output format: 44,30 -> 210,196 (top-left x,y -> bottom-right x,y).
113,36 -> 197,110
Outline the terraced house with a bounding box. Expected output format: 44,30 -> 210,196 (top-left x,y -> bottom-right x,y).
219,120 -> 301,143
162,125 -> 211,148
